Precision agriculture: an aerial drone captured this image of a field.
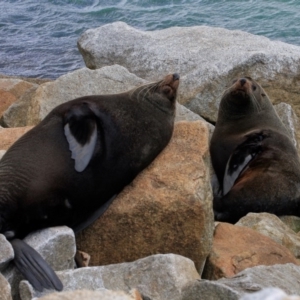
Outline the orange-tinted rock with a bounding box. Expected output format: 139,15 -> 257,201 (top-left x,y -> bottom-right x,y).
0,79 -> 37,118
0,126 -> 33,150
202,222 -> 299,280
76,120 -> 214,272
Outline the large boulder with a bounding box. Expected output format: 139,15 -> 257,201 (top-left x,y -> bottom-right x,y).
76,120 -> 214,273
78,22 -> 300,122
202,222 -> 299,280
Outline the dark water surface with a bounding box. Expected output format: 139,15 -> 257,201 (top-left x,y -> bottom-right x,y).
1,0 -> 300,78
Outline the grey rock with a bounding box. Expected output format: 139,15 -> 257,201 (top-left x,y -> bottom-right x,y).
3,226 -> 75,300
240,287 -> 300,300
20,254 -> 200,300
78,22 -> 300,122
175,103 -> 214,138
181,280 -> 239,300
175,103 -> 202,123
0,234 -> 14,271
280,215 -> 300,233
236,212 -> 300,259
217,263 -> 300,296
36,289 -> 135,300
181,264 -> 300,299
27,65 -> 146,125
0,273 -> 12,300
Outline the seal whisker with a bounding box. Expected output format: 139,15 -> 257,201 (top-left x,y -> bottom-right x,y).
251,93 -> 262,113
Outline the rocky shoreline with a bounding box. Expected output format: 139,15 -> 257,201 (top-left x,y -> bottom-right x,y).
1,22 -> 300,300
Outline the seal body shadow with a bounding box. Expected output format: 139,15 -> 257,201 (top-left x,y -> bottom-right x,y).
210,77 -> 300,223
0,73 -> 180,291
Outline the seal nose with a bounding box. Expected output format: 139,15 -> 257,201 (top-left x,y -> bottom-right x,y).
173,73 -> 180,81
240,78 -> 247,86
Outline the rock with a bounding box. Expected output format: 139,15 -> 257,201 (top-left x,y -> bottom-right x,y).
184,264 -> 300,299
78,22 -> 300,122
240,287 -> 300,300
280,216 -> 300,233
202,222 -> 299,280
0,273 -> 12,300
236,213 -> 300,260
175,103 -> 215,138
27,65 -> 147,125
2,226 -> 75,300
274,102 -> 300,151
0,126 -> 33,150
1,83 -> 38,128
75,250 -> 91,268
181,279 -> 240,300
20,254 -> 200,300
76,120 -> 214,273
0,79 -> 37,119
0,234 -> 14,272
37,289 -> 141,300
175,103 -> 202,122
217,263 -> 300,297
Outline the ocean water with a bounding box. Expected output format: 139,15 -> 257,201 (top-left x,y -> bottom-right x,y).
1,0 -> 300,79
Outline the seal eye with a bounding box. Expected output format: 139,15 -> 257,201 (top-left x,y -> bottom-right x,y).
252,85 -> 257,91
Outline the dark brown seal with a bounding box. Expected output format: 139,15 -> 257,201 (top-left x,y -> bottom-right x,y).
0,73 -> 180,291
210,77 -> 300,223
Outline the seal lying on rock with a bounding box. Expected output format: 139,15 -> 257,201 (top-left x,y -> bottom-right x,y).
210,77 -> 300,223
0,73 -> 180,291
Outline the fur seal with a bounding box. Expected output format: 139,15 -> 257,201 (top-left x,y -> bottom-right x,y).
210,77 -> 300,223
0,73 -> 180,291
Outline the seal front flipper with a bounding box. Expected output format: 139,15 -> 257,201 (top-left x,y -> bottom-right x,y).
10,239 -> 63,292
73,195 -> 117,233
223,132 -> 265,195
64,102 -> 98,172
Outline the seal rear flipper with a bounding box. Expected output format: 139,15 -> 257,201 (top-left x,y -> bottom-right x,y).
223,132 -> 265,195
73,195 -> 117,233
64,102 -> 98,172
10,239 -> 63,292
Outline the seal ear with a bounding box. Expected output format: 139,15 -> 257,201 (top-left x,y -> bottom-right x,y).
64,103 -> 98,172
223,132 -> 264,195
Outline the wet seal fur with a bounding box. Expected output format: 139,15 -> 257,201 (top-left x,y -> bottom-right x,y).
0,73 -> 180,291
210,77 -> 300,223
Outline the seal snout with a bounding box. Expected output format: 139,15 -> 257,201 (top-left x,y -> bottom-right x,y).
230,77 -> 253,96
173,73 -> 180,81
240,78 -> 247,86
